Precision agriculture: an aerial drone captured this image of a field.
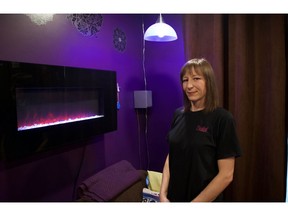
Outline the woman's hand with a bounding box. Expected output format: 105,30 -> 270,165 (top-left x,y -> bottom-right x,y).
159,195 -> 170,202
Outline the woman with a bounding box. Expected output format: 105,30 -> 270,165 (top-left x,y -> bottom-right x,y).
160,58 -> 242,202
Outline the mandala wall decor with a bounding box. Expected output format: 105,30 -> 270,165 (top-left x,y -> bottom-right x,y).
67,14 -> 103,37
26,14 -> 54,25
113,28 -> 126,52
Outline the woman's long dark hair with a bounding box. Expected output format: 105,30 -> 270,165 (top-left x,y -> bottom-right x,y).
180,58 -> 219,113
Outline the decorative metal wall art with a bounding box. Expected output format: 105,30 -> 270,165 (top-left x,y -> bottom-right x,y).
26,14 -> 54,25
67,14 -> 103,37
113,28 -> 126,52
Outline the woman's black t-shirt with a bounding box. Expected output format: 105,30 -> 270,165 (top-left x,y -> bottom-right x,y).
167,107 -> 242,202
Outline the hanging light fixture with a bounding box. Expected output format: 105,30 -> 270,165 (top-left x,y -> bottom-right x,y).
144,14 -> 178,42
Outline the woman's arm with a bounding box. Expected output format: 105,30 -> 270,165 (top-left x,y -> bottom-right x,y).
192,157 -> 235,202
159,154 -> 170,202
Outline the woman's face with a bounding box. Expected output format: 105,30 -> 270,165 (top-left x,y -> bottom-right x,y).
182,68 -> 206,109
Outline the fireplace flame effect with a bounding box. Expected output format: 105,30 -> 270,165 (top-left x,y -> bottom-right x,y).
17,114 -> 104,131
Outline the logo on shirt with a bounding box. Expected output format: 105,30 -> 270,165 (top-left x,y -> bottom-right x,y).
196,125 -> 208,133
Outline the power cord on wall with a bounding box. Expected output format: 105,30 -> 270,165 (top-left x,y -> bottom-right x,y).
139,17 -> 150,170
142,21 -> 147,91
72,145 -> 86,201
136,109 -> 142,169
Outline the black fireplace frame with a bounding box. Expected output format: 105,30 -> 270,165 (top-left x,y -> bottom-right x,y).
0,60 -> 117,161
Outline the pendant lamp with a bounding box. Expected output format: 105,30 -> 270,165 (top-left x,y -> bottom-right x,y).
144,14 -> 178,42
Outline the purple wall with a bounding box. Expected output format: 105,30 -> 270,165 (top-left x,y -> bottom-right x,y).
143,14 -> 185,171
0,14 -> 184,201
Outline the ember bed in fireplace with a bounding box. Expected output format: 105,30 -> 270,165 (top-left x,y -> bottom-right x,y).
0,60 -> 117,161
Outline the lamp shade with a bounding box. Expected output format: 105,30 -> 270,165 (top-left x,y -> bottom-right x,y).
144,14 -> 177,42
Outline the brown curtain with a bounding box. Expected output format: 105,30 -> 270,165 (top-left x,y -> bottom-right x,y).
183,14 -> 286,201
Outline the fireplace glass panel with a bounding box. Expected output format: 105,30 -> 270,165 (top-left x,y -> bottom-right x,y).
0,60 -> 116,161
16,87 -> 103,131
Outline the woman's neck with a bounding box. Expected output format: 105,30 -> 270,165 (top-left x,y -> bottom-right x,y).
190,102 -> 205,112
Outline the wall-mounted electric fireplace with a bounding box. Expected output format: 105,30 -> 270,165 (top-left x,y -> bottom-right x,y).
0,60 -> 117,161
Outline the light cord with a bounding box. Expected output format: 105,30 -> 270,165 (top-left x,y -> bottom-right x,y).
142,17 -> 150,170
